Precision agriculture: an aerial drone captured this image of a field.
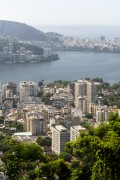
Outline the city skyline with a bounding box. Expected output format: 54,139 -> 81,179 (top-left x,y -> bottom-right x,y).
0,0 -> 120,27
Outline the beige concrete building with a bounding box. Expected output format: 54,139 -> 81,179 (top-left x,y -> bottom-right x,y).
13,132 -> 33,142
96,106 -> 109,123
87,81 -> 96,103
52,125 -> 70,154
76,96 -> 87,114
75,80 -> 97,114
2,82 -> 17,98
25,114 -> 47,135
19,81 -> 38,103
75,80 -> 87,101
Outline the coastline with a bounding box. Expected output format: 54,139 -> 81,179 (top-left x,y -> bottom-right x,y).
52,48 -> 120,54
0,54 -> 59,64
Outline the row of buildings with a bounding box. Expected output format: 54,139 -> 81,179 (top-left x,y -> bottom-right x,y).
2,81 -> 38,102
52,125 -> 85,154
0,42 -> 52,63
0,80 -> 110,123
62,36 -> 120,52
22,34 -> 120,53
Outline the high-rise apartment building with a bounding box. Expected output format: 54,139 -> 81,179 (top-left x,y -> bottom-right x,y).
0,90 -> 2,105
25,114 -> 47,135
70,125 -> 86,141
75,80 -> 97,113
75,80 -> 87,100
52,125 -> 70,154
2,82 -> 17,98
96,106 -> 109,122
76,96 -> 87,114
87,81 -> 96,103
19,81 -> 38,103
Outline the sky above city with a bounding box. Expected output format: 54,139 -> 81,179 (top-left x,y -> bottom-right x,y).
0,0 -> 120,27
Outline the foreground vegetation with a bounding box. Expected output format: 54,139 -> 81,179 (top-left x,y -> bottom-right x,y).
1,112 -> 120,179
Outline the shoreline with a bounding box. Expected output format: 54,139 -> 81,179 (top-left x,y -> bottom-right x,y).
0,54 -> 59,64
52,48 -> 120,54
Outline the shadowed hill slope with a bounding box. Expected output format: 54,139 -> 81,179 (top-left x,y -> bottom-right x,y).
0,20 -> 48,41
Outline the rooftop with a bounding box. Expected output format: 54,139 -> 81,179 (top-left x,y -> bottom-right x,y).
14,132 -> 32,136
55,125 -> 69,132
71,125 -> 86,131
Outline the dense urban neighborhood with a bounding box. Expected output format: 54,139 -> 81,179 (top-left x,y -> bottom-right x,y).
0,78 -> 120,179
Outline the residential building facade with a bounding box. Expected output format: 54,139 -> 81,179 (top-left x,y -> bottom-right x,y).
52,125 -> 70,154
70,125 -> 86,141
19,81 -> 38,103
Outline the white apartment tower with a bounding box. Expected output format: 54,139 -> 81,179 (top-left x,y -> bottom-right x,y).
70,125 -> 86,141
76,96 -> 87,114
52,125 -> 70,155
75,80 -> 96,113
96,106 -> 109,123
75,80 -> 87,100
87,81 -> 96,103
19,81 -> 38,103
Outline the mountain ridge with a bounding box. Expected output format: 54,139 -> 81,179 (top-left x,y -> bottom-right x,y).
0,20 -> 48,41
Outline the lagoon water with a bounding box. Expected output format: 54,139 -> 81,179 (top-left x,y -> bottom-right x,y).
1,26 -> 120,85
0,51 -> 120,84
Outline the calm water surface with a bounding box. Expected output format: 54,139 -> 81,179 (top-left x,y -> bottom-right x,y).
0,51 -> 120,84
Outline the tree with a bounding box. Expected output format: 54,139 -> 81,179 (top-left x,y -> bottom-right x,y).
38,81 -> 43,87
41,94 -> 51,105
0,116 -> 4,124
54,80 -> 62,85
0,135 -> 17,153
85,113 -> 93,119
16,121 -> 24,132
37,89 -> 44,97
111,81 -> 120,90
60,112 -> 120,180
92,77 -> 103,83
2,142 -> 47,179
36,159 -> 71,180
62,81 -> 70,87
59,152 -> 72,162
36,136 -> 51,146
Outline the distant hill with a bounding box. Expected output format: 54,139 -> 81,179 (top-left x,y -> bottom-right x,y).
0,20 -> 48,41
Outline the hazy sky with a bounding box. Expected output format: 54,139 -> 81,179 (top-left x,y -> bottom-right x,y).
0,0 -> 120,26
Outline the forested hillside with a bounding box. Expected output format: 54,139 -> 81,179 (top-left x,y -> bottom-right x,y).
0,20 -> 48,41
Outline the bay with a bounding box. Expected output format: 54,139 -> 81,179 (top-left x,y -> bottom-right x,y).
0,51 -> 120,85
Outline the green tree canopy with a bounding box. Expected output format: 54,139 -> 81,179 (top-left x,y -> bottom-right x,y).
64,112 -> 120,180
36,136 -> 51,146
36,159 -> 71,180
59,152 -> 72,162
2,142 -> 47,180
